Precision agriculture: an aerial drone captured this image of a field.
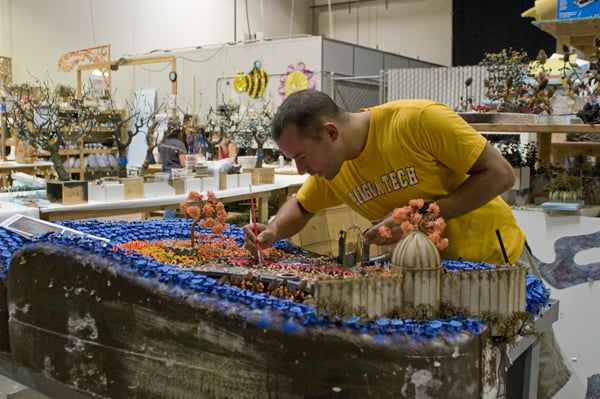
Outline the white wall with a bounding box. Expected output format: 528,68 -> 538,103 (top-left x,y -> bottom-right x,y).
0,0 -> 450,94
313,0 -> 452,66
0,0 -> 449,144
0,0 -> 311,89
105,36 -> 323,118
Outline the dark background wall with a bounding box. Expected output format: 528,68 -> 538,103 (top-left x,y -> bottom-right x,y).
452,0 -> 557,66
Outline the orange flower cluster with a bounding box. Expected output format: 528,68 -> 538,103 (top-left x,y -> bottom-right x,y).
378,199 -> 449,250
180,190 -> 228,247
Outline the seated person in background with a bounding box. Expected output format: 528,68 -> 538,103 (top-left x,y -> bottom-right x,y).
158,127 -> 188,173
157,127 -> 188,219
218,137 -> 238,162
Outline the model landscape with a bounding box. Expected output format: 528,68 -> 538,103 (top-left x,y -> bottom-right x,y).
0,194 -> 550,398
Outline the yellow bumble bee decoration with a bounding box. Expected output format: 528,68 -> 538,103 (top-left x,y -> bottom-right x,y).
234,60 -> 269,98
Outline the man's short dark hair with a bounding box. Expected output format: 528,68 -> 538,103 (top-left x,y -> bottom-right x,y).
271,90 -> 344,141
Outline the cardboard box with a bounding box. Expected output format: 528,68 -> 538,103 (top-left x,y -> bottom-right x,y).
121,177 -> 144,199
88,183 -> 125,202
105,177 -> 144,200
220,173 -> 239,190
104,183 -> 125,202
558,0 -> 600,19
218,173 -> 228,190
144,182 -> 176,198
185,178 -> 203,193
238,173 -> 252,188
87,184 -> 103,202
229,174 -> 239,189
247,168 -> 275,185
169,178 -> 203,195
202,176 -> 218,192
46,180 -> 88,205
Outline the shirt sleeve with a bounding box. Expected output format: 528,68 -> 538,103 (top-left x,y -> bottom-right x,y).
418,103 -> 487,174
295,176 -> 343,214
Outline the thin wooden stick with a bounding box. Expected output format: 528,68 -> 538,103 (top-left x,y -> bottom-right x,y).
249,184 -> 263,264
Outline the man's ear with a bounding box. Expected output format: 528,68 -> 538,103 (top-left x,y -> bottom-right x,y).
322,122 -> 339,140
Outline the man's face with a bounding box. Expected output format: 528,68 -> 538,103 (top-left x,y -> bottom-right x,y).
276,123 -> 342,180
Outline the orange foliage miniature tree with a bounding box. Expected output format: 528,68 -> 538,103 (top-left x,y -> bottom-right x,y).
378,199 -> 448,250
180,190 -> 228,248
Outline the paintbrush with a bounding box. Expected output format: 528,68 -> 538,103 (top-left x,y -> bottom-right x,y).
249,184 -> 264,265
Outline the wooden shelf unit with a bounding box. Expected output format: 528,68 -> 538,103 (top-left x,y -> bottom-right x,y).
53,118 -> 122,180
533,17 -> 600,60
469,122 -> 600,167
1,109 -> 125,181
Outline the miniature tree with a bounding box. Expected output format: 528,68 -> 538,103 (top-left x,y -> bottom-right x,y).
139,116 -> 161,175
232,99 -> 274,168
99,94 -> 152,178
179,190 -> 228,248
139,102 -> 174,175
480,48 -> 530,112
2,80 -> 100,181
205,102 -> 245,160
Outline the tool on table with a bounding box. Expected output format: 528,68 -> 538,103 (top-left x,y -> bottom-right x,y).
249,184 -> 264,265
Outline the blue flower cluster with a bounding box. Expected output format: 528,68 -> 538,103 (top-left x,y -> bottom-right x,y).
526,274 -> 550,315
0,229 -> 25,279
442,259 -> 498,271
0,218 -> 549,341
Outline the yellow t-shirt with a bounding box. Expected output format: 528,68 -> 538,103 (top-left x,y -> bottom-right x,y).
296,100 -> 525,264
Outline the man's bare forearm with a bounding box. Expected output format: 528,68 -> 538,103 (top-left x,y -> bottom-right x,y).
266,196 -> 314,241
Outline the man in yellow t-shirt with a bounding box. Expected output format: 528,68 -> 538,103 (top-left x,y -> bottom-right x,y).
245,90 -> 523,264
243,90 -> 570,399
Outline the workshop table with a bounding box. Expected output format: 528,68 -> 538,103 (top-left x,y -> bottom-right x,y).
37,174 -> 308,223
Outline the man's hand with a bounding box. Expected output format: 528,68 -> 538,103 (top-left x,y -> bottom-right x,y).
363,214 -> 404,246
242,196 -> 315,259
243,222 -> 273,259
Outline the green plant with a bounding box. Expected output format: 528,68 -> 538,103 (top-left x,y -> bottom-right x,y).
544,173 -> 582,201
544,173 -> 581,192
479,48 -> 558,114
493,141 -> 537,168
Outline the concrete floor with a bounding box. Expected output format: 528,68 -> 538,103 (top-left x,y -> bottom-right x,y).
0,375 -> 48,399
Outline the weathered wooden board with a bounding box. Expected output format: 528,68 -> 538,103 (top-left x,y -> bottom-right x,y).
5,243 -> 489,398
